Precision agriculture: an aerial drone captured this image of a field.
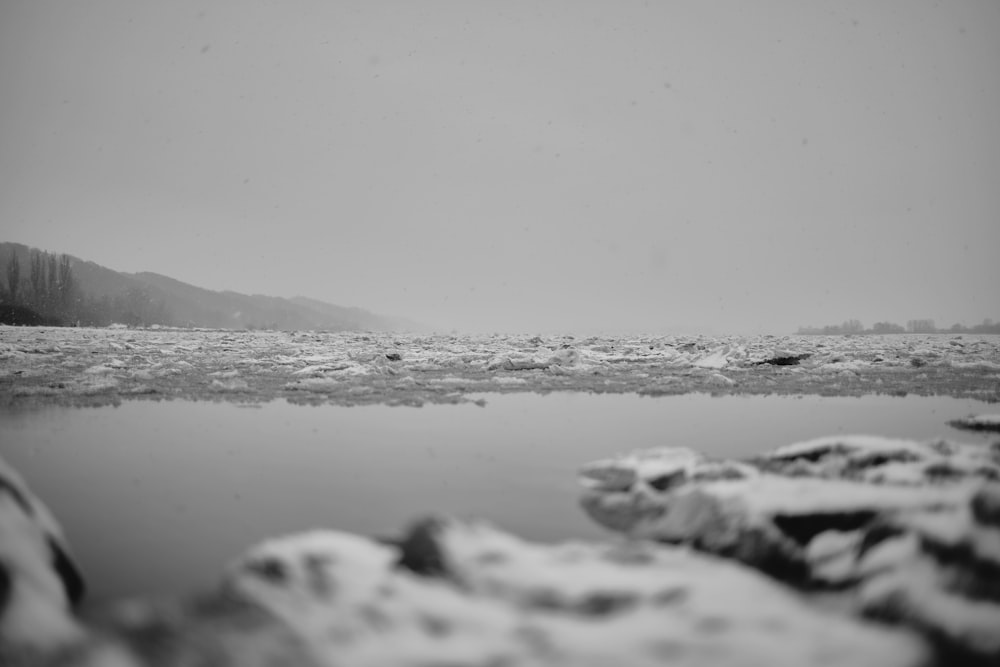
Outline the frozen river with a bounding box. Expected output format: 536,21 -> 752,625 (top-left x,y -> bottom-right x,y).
0,392 -> 994,601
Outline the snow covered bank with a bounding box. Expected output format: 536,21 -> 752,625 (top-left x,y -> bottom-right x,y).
580,435 -> 1000,664
3,514 -> 927,666
2,327 -> 998,407
5,430 -> 1000,664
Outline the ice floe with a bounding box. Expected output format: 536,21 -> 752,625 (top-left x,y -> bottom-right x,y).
948,414 -> 1000,433
5,519 -> 928,667
579,435 -> 1000,664
2,326 -> 998,406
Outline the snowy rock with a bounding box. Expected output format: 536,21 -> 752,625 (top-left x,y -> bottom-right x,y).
1,515 -> 928,666
948,414 -> 1000,433
221,519 -> 926,667
751,435 -> 1000,485
0,454 -> 86,653
845,484 -> 1000,662
579,436 -> 1000,663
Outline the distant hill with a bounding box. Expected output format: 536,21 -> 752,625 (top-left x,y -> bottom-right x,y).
0,242 -> 425,332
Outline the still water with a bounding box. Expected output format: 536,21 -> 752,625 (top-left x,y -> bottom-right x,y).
0,392 -> 993,602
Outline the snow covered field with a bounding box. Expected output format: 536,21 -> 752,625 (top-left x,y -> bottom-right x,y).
1,326 -> 998,407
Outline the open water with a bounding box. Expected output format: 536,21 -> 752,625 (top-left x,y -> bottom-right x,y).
0,392 -> 994,601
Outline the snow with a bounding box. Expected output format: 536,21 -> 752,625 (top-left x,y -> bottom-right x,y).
759,435 -> 1000,485
0,454 -> 85,649
2,326 -> 996,406
692,346 -> 730,369
578,437 -> 1000,663
705,475 -> 975,516
948,413 -> 1000,432
859,557 -> 1000,655
218,520 -> 926,667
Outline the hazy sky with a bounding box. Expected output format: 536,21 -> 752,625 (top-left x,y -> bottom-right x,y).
2,1 -> 998,334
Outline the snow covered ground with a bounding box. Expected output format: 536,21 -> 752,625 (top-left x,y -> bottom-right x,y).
2,326 -> 998,407
579,435 -> 1000,664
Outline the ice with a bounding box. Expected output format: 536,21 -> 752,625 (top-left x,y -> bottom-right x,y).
579,437 -> 1000,663
1,326 -> 998,406
216,519 -> 927,667
948,413 -> 1000,433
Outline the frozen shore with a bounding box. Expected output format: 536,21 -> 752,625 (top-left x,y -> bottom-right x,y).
2,326 -> 998,407
5,431 -> 1000,665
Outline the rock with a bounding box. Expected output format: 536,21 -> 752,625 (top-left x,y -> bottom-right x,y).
578,436 -> 1000,664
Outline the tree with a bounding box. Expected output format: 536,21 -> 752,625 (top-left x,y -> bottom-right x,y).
872,321 -> 905,334
907,319 -> 936,334
46,252 -> 58,306
29,251 -> 45,309
56,254 -> 75,308
5,252 -> 20,303
841,319 -> 864,334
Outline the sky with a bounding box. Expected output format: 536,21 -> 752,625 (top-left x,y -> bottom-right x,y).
1,1 -> 998,335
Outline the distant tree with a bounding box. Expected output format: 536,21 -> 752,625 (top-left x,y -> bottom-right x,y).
5,252 -> 20,304
871,321 -> 905,334
907,319 -> 937,334
842,319 -> 864,334
56,254 -> 75,308
28,251 -> 46,309
46,252 -> 59,307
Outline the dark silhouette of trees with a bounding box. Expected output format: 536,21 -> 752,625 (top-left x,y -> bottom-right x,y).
798,318 -> 1000,335
872,321 -> 905,334
4,252 -> 19,303
28,251 -> 46,310
907,319 -> 936,334
1,248 -> 82,325
57,254 -> 75,308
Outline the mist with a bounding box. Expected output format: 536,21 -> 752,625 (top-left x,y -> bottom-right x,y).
2,1 -> 998,334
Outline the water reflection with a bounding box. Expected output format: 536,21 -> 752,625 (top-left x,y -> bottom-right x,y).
0,392 -> 992,601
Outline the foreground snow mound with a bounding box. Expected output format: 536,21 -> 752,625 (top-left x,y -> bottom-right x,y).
2,520 -> 927,666
222,519 -> 925,667
0,455 -> 86,652
579,435 -> 1000,664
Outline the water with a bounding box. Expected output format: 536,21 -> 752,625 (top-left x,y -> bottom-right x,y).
0,392 -> 993,602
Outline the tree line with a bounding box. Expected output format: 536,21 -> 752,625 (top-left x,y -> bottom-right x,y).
797,318 -> 1000,335
1,249 -> 171,327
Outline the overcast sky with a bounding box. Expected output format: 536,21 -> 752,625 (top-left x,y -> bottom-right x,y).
2,1 -> 997,334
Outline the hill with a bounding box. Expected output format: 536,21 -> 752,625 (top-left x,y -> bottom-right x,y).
0,242 -> 424,332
